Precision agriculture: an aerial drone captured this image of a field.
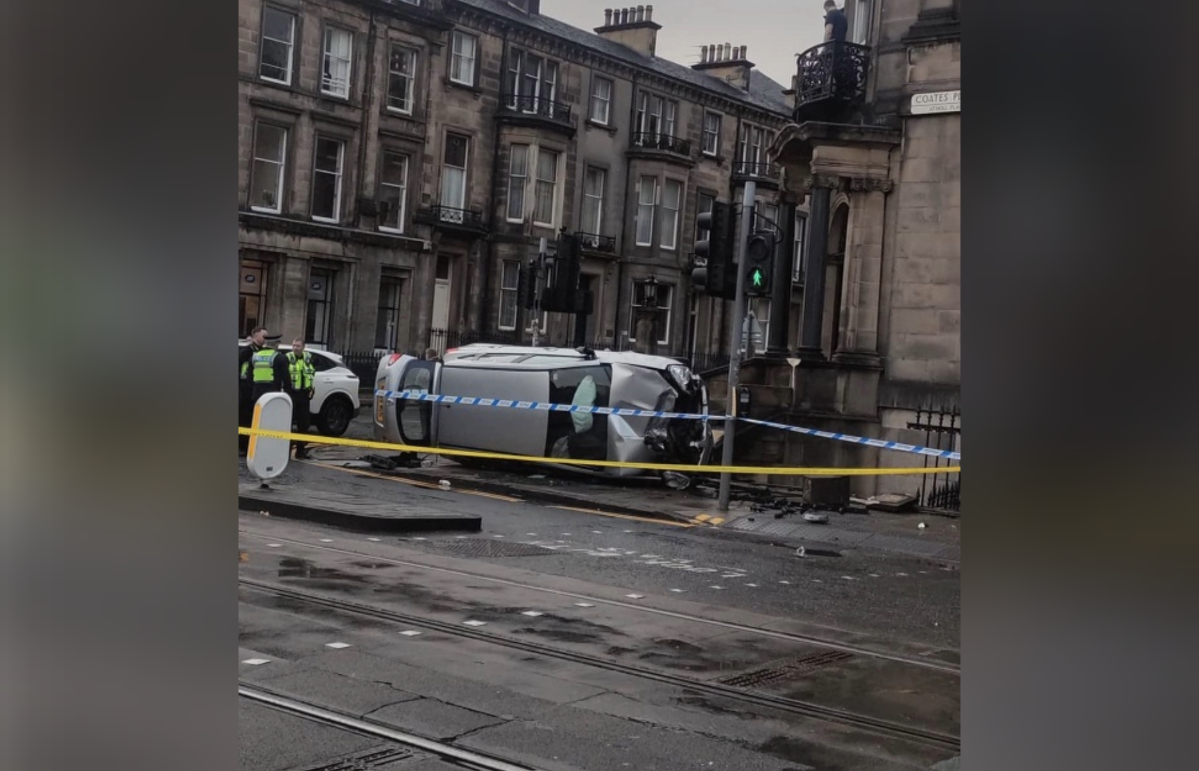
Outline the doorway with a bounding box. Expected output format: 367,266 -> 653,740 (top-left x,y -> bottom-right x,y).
431,255 -> 452,352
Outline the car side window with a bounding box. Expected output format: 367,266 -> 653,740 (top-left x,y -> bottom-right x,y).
309,353 -> 335,372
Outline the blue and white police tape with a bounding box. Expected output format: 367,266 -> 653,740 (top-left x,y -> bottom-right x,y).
375,389 -> 962,462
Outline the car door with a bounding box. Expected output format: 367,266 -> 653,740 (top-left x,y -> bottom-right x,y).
397,360 -> 436,446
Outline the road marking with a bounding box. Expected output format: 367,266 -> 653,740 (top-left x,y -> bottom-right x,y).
241,658 -> 270,665
669,588 -> 684,593
527,533 -> 538,536
573,602 -> 595,608
267,543 -> 281,548
694,514 -> 711,522
319,539 -> 333,543
708,517 -> 725,526
367,537 -> 381,542
462,620 -> 487,627
400,630 -> 422,637
325,642 -> 351,649
550,506 -> 693,528
492,535 -> 505,539
746,583 -> 759,587
779,580 -> 791,585
709,586 -> 724,590
625,594 -> 645,599
841,576 -> 857,581
591,530 -> 603,534
521,611 -> 544,617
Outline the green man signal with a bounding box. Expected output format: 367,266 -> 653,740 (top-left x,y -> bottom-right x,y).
743,231 -> 775,296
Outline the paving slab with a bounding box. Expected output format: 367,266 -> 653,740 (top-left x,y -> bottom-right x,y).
240,482 -> 481,533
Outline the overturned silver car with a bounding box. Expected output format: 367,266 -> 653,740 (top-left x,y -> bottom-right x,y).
374,344 -> 713,482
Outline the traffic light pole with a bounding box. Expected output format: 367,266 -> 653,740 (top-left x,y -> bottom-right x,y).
717,181 -> 756,512
531,236 -> 547,347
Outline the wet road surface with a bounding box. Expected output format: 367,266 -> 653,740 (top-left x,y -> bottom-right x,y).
239,468 -> 959,771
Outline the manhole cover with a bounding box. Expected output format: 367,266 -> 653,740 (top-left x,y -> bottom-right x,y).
299,746 -> 414,770
437,539 -> 556,558
718,650 -> 853,688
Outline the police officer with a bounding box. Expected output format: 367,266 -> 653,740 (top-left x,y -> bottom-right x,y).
249,336 -> 289,414
239,326 -> 268,453
285,338 -> 316,459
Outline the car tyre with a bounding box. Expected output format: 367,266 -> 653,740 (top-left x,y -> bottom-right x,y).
317,395 -> 354,437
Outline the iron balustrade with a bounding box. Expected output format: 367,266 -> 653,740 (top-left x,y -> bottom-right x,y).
575,232 -> 616,253
793,41 -> 870,121
733,161 -> 781,179
416,205 -> 487,231
501,94 -> 573,123
632,132 -> 691,156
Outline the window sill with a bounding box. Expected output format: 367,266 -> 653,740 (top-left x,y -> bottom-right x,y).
250,206 -> 282,215
386,107 -> 416,117
585,120 -> 617,135
446,79 -> 483,96
312,216 -> 340,224
378,226 -> 406,235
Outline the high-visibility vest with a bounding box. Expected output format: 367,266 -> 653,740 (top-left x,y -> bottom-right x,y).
286,351 -> 315,391
251,349 -> 278,383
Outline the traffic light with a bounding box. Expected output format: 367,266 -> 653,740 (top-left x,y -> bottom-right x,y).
744,231 -> 775,296
692,202 -> 735,300
543,233 -> 582,313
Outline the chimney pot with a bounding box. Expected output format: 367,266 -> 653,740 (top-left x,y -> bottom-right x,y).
621,8 -> 628,24
604,8 -> 612,25
637,5 -> 645,23
724,43 -> 732,60
740,45 -> 748,60
646,4 -> 653,21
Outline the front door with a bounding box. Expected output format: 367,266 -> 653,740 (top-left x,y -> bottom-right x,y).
431,255 -> 451,351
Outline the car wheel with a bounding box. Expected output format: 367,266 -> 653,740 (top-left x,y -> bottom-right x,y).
317,396 -> 354,437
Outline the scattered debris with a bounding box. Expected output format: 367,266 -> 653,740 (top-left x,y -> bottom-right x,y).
918,522 -> 927,530
865,493 -> 918,513
363,454 -> 398,471
662,471 -> 691,490
795,546 -> 806,558
439,480 -> 452,490
802,511 -> 829,524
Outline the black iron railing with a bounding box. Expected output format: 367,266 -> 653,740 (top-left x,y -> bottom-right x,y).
415,205 -> 487,231
501,94 -> 573,123
794,41 -> 870,122
575,232 -> 616,253
908,405 -> 961,513
733,161 -> 781,179
631,132 -> 691,156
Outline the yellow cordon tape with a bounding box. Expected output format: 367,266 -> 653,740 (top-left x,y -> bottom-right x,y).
238,427 -> 961,477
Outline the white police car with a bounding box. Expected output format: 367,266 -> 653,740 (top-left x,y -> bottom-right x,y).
240,342 -> 360,436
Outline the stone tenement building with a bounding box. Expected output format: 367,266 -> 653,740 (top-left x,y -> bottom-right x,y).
751,0 -> 960,504
237,0 -> 796,358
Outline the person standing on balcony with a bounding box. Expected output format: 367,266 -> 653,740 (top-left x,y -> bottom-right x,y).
823,1 -> 848,42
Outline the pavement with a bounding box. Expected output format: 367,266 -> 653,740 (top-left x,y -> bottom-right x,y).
263,414 -> 962,564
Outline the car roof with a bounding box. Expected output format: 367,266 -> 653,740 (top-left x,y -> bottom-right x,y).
446,344 -> 687,371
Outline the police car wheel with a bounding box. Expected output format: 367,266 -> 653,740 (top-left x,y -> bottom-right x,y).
317,396 -> 353,436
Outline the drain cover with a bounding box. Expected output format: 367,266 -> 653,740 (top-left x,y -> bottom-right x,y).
718,650 -> 854,688
437,539 -> 556,558
299,746 -> 414,770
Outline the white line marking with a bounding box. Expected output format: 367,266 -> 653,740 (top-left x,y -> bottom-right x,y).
779,580 -> 791,585
709,586 -> 724,590
896,572 -> 909,577
841,576 -> 857,581
669,589 -> 684,593
241,658 -> 270,665
521,611 -> 544,617
591,530 -> 603,534
325,642 -> 351,649
319,539 -> 333,543
400,630 -> 422,637
493,535 -> 505,539
367,537 -> 381,542
625,594 -> 645,599
573,602 -> 595,608
462,620 -> 487,627
746,583 -> 759,587
267,544 -> 281,548
413,537 -> 427,541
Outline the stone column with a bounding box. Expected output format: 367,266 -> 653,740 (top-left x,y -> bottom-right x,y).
797,176 -> 836,359
766,202 -> 796,356
834,179 -> 892,362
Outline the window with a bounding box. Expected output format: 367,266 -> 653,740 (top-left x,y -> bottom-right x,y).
239,259 -> 268,337
581,167 -> 605,234
505,48 -> 559,110
259,7 -> 296,85
661,179 -> 681,251
450,31 -> 477,86
589,77 -> 612,124
695,192 -> 715,242
378,152 -> 408,233
387,45 -> 417,114
306,269 -> 335,345
761,202 -> 779,228
321,27 -> 353,98
533,149 -> 559,226
311,136 -> 345,222
852,0 -> 872,44
702,111 -> 721,156
440,134 -> 468,209
738,125 -> 765,165
793,214 -> 807,283
498,260 -> 520,331
375,276 -> 403,350
506,144 -> 528,222
628,280 -> 673,345
635,176 -> 656,246
250,122 -> 287,213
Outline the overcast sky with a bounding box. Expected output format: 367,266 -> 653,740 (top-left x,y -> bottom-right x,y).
541,0 -> 829,88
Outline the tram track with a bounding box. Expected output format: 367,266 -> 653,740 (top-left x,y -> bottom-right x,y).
240,576 -> 962,753
240,683 -> 541,771
238,529 -> 960,676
